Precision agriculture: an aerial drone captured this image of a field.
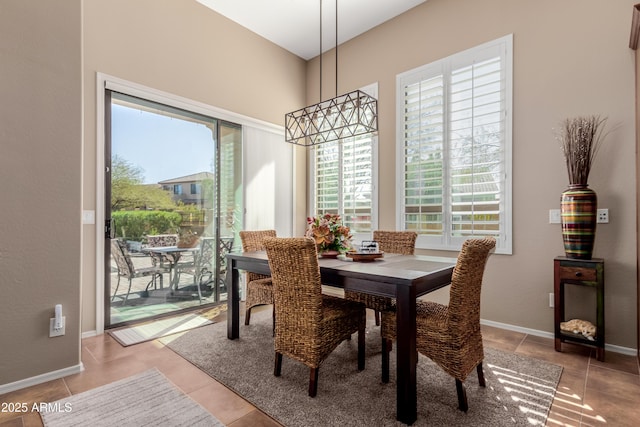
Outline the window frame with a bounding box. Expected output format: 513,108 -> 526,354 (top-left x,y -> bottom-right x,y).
395,35 -> 513,254
308,83 -> 379,243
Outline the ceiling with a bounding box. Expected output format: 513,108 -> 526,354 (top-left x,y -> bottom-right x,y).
196,0 -> 427,60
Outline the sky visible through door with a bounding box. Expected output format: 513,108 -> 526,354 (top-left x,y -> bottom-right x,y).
112,103 -> 214,185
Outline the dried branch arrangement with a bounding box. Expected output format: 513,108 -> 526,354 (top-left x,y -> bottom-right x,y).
557,115 -> 608,185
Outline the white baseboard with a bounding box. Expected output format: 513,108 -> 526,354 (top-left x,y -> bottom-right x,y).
481,319 -> 637,356
81,330 -> 98,339
0,363 -> 84,395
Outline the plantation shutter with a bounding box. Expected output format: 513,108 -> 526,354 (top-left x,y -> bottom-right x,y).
449,55 -> 504,241
401,74 -> 445,241
397,35 -> 512,253
315,141 -> 340,215
341,134 -> 374,232
314,134 -> 374,233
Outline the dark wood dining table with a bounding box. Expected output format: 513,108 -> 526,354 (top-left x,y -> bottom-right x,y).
226,250 -> 456,425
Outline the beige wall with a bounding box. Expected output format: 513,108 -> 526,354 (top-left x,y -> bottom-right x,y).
306,0 -> 638,348
0,0 -> 82,384
81,0 -> 307,333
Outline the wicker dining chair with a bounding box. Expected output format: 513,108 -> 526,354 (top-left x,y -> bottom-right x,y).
240,230 -> 276,326
345,230 -> 417,326
380,237 -> 496,412
264,237 -> 366,397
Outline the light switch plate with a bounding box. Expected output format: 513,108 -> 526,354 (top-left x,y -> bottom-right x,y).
82,210 -> 95,224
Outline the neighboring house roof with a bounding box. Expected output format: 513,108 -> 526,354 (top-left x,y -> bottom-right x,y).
158,172 -> 214,184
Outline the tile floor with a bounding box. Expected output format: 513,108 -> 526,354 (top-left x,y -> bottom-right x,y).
1,308 -> 638,427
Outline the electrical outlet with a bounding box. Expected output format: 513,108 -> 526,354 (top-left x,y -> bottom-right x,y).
549,293 -> 554,308
549,209 -> 561,224
597,209 -> 609,223
49,316 -> 66,337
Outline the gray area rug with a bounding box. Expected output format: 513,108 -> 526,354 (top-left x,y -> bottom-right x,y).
40,368 -> 223,427
165,310 -> 563,426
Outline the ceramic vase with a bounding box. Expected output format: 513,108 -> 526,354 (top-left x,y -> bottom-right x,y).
560,184 -> 597,259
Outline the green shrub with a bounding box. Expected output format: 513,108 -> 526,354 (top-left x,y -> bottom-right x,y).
112,211 -> 182,242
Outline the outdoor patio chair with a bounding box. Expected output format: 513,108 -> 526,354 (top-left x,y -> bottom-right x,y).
264,237 -> 366,397
110,238 -> 167,305
145,233 -> 179,267
239,230 -> 276,327
175,236 -> 219,302
345,230 -> 417,326
380,237 -> 496,412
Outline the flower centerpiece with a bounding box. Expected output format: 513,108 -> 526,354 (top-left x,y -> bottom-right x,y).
305,214 -> 353,257
556,115 -> 609,259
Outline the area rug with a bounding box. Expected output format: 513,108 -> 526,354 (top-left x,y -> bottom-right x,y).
164,309 -> 562,426
109,312 -> 215,346
39,368 -> 223,427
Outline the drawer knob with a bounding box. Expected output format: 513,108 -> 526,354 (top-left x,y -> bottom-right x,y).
575,272 -> 582,277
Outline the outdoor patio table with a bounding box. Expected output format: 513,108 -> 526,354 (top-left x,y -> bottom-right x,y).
143,246 -> 199,290
225,250 -> 456,425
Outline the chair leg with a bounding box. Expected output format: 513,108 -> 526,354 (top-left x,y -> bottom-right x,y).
455,379 -> 469,412
195,273 -> 203,303
245,306 -> 252,325
357,327 -> 365,371
374,310 -> 380,326
272,306 -> 276,337
381,338 -> 391,383
477,362 -> 486,387
274,352 -> 282,377
309,367 -> 319,397
112,275 -> 121,302
122,278 -> 133,305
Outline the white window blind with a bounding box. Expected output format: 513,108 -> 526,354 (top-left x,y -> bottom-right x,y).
313,133 -> 376,234
310,83 -> 378,238
397,35 -> 512,254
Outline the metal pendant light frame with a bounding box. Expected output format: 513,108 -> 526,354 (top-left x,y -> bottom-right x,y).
284,0 -> 378,147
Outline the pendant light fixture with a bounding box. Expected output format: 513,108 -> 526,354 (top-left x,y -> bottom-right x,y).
285,0 -> 378,147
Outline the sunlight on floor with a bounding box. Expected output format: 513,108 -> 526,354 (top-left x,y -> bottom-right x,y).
485,361 -> 608,426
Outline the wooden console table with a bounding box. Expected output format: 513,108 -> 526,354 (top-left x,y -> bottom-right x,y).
553,256 -> 605,361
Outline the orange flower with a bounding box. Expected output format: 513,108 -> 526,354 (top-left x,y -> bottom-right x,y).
312,225 -> 332,246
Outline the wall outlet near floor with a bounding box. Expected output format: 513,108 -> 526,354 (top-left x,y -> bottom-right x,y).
549,293 -> 554,308
597,209 -> 609,223
49,316 -> 66,337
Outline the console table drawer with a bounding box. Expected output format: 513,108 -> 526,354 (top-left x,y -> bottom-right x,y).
558,266 -> 597,282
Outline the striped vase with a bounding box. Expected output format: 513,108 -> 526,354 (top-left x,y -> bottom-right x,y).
560,184 -> 597,259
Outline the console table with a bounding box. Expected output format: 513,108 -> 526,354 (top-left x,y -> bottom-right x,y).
553,256 -> 605,361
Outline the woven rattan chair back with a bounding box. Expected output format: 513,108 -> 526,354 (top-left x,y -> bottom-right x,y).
240,230 -> 277,326
380,236 -> 496,412
240,230 -> 276,282
447,237 -> 496,336
264,237 -> 324,346
345,230 -> 418,326
372,230 -> 417,255
264,236 -> 366,397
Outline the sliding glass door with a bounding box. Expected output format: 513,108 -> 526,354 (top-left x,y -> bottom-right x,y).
104,90 -> 242,328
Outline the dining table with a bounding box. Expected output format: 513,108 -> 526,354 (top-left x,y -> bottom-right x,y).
225,250 -> 456,425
